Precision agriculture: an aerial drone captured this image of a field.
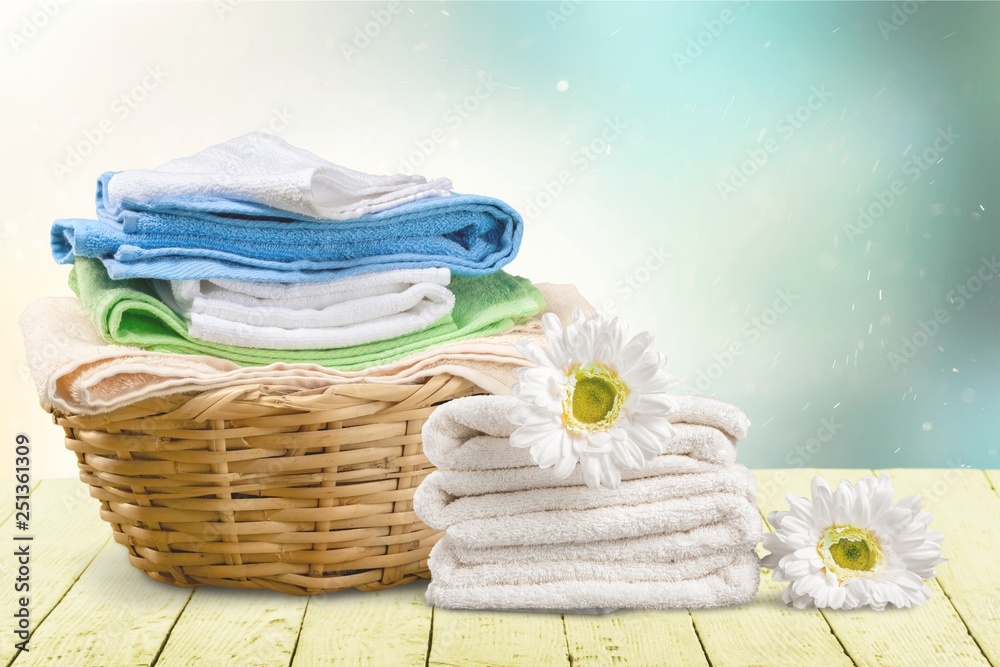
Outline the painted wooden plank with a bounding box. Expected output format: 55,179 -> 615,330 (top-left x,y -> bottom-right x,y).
1,479 -> 111,665
684,469 -> 855,667
0,480 -> 42,526
11,539 -> 192,666
812,578 -> 987,667
0,481 -> 18,526
757,468 -> 989,667
428,608 -> 569,667
879,468 -> 1000,666
693,563 -> 853,667
156,588 -> 307,667
293,582 -> 431,667
564,610 -> 708,667
983,469 -> 1000,494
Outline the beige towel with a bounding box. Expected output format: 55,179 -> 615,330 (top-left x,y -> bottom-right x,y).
20,283 -> 594,415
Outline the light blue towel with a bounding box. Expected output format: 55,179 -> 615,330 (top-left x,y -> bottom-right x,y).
52,173 -> 523,282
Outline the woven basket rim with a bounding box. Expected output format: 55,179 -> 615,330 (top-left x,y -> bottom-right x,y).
50,375 -> 467,419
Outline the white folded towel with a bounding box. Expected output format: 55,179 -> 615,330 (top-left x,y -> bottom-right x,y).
151,268 -> 454,349
419,447 -> 725,499
441,491 -> 759,549
169,268 -> 452,319
106,132 -> 453,220
430,537 -> 749,587
442,518 -> 760,566
425,546 -> 760,612
421,394 -> 749,472
415,464 -> 757,530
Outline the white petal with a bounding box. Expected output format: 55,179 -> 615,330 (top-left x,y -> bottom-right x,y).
632,393 -> 676,417
621,351 -> 666,388
855,484 -> 872,527
581,455 -> 603,489
810,476 -> 834,526
605,317 -> 628,355
540,311 -> 564,336
786,495 -> 815,524
552,453 -> 579,479
530,430 -> 564,468
600,455 -> 622,489
611,434 -> 647,470
782,557 -> 812,578
827,585 -> 848,610
767,509 -> 789,528
509,421 -> 561,447
897,494 -> 923,515
590,318 -> 624,366
643,370 -> 681,393
760,553 -> 782,570
540,313 -> 567,360
514,341 -> 555,370
625,418 -> 668,457
777,515 -> 813,537
618,331 -> 655,376
832,479 -> 856,525
631,411 -> 675,439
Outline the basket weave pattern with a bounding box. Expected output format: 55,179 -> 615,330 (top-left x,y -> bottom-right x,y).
54,375 -> 481,595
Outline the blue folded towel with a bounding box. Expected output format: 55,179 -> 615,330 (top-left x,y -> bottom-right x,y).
52,174 -> 523,282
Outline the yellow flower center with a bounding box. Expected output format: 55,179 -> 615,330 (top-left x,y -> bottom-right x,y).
818,525 -> 884,582
562,364 -> 629,434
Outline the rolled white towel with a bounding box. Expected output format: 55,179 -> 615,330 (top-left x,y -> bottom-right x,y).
440,490 -> 759,550
430,537 -> 749,587
169,267 -> 451,321
415,464 -> 757,529
437,514 -> 761,567
422,394 -> 750,472
418,449 -> 721,500
152,267 -> 455,350
425,544 -> 761,612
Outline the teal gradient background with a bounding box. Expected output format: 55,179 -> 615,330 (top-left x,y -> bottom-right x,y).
2,1 -> 997,476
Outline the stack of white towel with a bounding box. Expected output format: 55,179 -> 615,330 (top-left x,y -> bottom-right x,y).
152,267 -> 455,350
413,394 -> 761,613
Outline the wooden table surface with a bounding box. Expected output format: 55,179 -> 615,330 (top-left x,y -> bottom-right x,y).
2,468 -> 997,667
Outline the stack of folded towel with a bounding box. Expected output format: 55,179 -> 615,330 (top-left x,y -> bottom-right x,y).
19,283 -> 593,415
43,133 -> 546,371
414,394 -> 762,613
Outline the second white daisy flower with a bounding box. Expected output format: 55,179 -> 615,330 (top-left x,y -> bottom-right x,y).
762,474 -> 946,611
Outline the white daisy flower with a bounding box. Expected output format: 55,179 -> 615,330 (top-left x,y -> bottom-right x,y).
762,474 -> 946,611
509,310 -> 679,489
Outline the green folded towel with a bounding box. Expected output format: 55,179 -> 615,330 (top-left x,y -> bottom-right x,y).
69,257 -> 545,370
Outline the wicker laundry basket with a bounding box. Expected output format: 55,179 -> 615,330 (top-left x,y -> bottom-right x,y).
51,374 -> 482,595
